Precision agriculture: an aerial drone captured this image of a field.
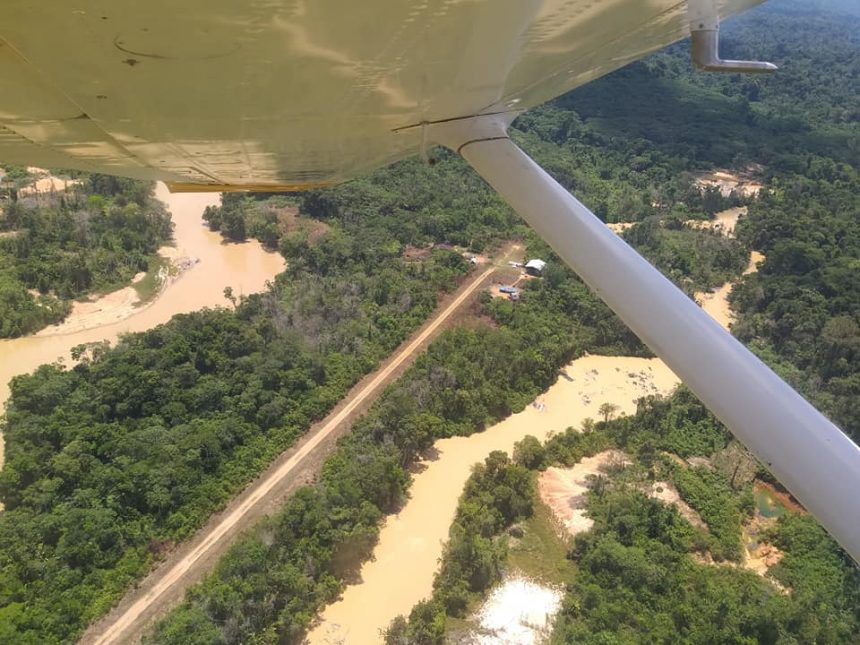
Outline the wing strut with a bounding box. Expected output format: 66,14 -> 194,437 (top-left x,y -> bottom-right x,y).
433,115 -> 860,563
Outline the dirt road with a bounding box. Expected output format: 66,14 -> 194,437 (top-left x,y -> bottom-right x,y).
80,263 -> 497,645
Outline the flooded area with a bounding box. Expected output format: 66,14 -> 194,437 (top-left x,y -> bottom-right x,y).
467,575 -> 563,645
696,249 -> 764,331
1,174 -> 767,637
753,482 -> 790,519
686,206 -> 747,236
740,482 -> 801,582
0,184 -> 285,467
308,203 -> 768,644
32,259 -> 176,336
609,205 -> 766,333
306,355 -> 680,645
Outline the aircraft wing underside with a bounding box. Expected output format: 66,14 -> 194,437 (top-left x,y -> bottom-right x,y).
0,0 -> 760,191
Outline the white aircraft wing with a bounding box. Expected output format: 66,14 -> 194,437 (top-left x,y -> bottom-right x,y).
0,0 -> 759,191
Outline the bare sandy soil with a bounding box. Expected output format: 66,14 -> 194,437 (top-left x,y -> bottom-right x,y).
743,518 -> 785,579
539,451 -> 631,537
693,206 -> 766,332
697,249 -> 764,331
694,519 -> 787,591
488,281 -> 521,300
606,221 -> 635,234
545,455 -> 784,590
34,249 -> 194,337
686,206 -> 747,237
696,282 -> 737,330
649,481 -> 707,530
307,357 -> 679,645
42,288 -> 144,336
18,167 -> 81,196
307,194 -> 769,643
695,169 -> 763,198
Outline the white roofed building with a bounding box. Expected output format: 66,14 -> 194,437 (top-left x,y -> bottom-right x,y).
525,259 -> 546,275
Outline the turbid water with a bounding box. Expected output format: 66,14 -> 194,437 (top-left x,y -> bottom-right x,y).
306,355 -> 680,645
307,206 -> 766,644
754,484 -> 787,519
0,184 -> 285,467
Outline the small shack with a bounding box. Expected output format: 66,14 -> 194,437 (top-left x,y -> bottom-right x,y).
525,259 -> 546,276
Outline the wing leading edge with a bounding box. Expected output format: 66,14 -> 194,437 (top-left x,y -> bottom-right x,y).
0,0 -> 762,191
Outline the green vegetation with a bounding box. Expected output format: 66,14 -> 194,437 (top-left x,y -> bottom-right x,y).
132,254 -> 170,304
5,104 -> 698,641
2,0 -> 859,643
672,465 -> 746,562
394,391 -> 860,644
432,451 -> 533,615
146,269 -> 640,644
384,452 -> 534,644
0,193 -> 477,643
0,165 -> 33,186
0,173 -> 172,336
732,176 -> 860,442
768,513 -> 860,632
205,158 -> 525,254
624,219 -> 749,294
566,0 -> 860,447
203,194 -> 291,248
553,489 -> 786,644
505,491 -> 574,586
561,2 -> 859,171
546,397 -> 860,644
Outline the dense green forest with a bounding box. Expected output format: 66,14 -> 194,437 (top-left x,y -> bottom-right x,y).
384,1 -> 860,643
0,172 -> 172,337
548,396 -> 860,644
0,184 -> 488,642
516,0 -> 860,444
0,0 -> 858,642
385,451 -> 536,644
732,176 -> 860,441
146,270 -> 644,644
0,130 -> 660,643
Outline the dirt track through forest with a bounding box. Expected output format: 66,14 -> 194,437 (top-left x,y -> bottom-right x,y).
306,208 -> 763,643
80,263 -> 498,645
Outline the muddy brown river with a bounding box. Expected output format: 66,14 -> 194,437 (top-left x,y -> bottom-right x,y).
307,356 -> 680,644
307,206 -> 763,644
0,184 -> 285,467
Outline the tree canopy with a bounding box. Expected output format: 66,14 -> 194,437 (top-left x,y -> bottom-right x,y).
0,174 -> 172,337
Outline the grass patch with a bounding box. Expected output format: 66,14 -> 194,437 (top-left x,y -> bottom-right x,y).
507,481 -> 575,587
133,255 -> 169,304
445,490 -> 574,640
